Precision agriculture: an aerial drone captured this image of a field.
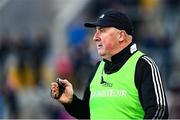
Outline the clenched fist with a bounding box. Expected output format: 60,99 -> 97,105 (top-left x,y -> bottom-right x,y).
51,79 -> 74,104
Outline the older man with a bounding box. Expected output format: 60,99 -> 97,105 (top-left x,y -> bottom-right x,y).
51,9 -> 168,119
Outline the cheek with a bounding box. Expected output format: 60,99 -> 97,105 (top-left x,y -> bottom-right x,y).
102,40 -> 113,50
106,43 -> 113,50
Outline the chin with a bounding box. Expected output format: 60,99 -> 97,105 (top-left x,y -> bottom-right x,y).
99,52 -> 105,57
98,51 -> 102,55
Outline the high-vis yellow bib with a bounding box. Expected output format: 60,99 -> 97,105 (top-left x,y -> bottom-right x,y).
90,51 -> 145,119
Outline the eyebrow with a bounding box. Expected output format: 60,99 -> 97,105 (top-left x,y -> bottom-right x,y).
96,26 -> 104,29
96,26 -> 110,30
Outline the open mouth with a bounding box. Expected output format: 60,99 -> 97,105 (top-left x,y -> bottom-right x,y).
97,44 -> 103,49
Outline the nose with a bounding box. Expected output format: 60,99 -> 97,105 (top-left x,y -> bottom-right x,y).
93,31 -> 100,42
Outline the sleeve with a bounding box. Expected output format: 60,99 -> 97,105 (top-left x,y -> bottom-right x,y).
135,55 -> 169,119
63,61 -> 101,119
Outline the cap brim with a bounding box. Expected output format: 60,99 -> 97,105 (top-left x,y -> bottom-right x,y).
84,22 -> 99,27
84,21 -> 109,28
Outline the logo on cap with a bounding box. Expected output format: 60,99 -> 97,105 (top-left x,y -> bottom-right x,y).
99,14 -> 105,19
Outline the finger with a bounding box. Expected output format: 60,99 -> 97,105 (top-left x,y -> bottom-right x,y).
60,79 -> 70,86
51,89 -> 59,99
51,82 -> 58,87
51,84 -> 59,89
51,83 -> 59,92
51,86 -> 57,92
51,86 -> 59,94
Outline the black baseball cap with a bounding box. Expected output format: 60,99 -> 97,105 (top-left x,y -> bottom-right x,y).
84,10 -> 133,35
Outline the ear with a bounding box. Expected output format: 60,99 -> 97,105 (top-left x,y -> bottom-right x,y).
118,31 -> 126,42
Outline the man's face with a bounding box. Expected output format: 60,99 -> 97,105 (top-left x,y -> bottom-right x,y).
93,27 -> 121,59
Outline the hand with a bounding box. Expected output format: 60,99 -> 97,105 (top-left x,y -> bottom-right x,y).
51,79 -> 73,104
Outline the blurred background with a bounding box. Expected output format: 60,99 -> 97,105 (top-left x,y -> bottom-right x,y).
0,0 -> 179,119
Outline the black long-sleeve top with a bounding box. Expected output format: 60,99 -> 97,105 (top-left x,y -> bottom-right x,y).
63,43 -> 169,119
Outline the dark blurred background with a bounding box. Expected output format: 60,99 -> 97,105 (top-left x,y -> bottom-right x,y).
0,0 -> 179,119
